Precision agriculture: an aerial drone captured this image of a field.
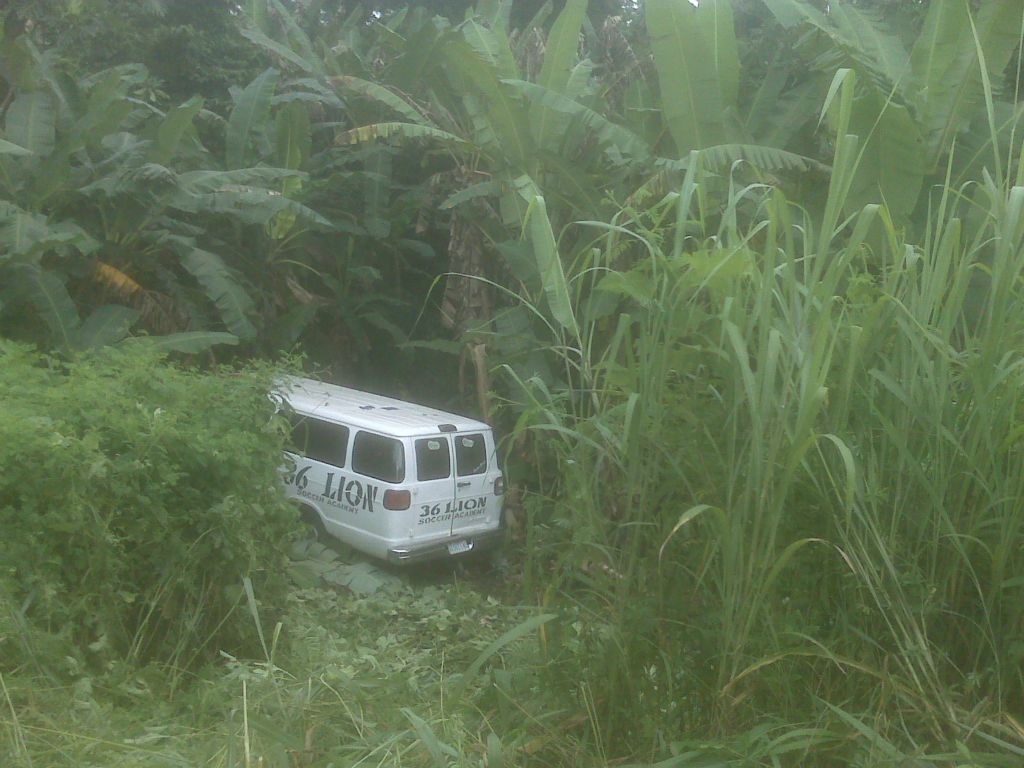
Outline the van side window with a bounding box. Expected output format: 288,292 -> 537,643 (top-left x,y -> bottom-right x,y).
415,438 -> 451,481
455,433 -> 487,476
352,431 -> 405,483
290,416 -> 349,467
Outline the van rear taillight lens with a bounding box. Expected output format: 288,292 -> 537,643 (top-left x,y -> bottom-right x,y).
383,489 -> 411,510
493,476 -> 505,495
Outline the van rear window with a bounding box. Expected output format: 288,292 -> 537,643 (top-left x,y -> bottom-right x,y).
352,431 -> 405,483
415,438 -> 451,481
289,416 -> 349,467
455,433 -> 487,476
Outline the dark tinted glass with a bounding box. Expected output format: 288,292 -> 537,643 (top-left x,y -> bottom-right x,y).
455,433 -> 487,476
289,416 -> 349,467
352,431 -> 405,483
415,438 -> 451,481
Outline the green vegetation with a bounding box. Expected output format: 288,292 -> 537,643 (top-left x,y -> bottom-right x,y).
0,344 -> 296,675
3,0 -> 1024,765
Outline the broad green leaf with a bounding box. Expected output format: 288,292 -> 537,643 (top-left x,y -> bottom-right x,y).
463,18 -> 516,67
459,90 -> 500,155
487,734 -> 505,768
537,0 -> 586,94
181,249 -> 258,340
658,144 -> 830,175
359,312 -> 407,344
121,332 -> 240,354
531,0 -> 587,150
743,54 -> 791,138
757,80 -> 821,148
177,167 -> 304,192
245,0 -> 268,32
763,0 -> 909,93
270,102 -> 310,238
401,709 -> 456,768
440,181 -> 501,210
0,138 -> 31,156
5,91 -> 56,156
0,204 -> 98,258
506,80 -> 651,162
456,613 -> 557,695
269,0 -> 321,70
328,76 -> 430,123
524,195 -> 578,336
532,150 -> 605,215
240,26 -> 317,74
828,3 -> 910,88
269,302 -> 318,350
564,58 -> 593,102
909,0 -> 1024,168
226,68 -> 279,170
0,204 -> 48,257
336,122 -> 469,149
152,96 -> 203,165
847,93 -> 927,222
77,68 -> 135,143
275,101 -> 310,170
476,0 -> 512,32
172,169 -> 338,230
388,19 -> 455,89
500,171 -> 541,226
276,78 -> 344,109
21,266 -> 79,348
176,186 -> 337,230
697,0 -> 740,112
364,148 -> 391,240
646,0 -> 725,154
446,26 -> 534,168
72,305 -> 140,350
761,0 -> 804,27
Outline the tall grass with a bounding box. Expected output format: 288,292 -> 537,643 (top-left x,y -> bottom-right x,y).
500,70 -> 1024,763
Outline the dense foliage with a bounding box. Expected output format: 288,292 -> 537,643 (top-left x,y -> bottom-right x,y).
0,344 -> 298,674
512,123 -> 1024,759
2,0 -> 1024,766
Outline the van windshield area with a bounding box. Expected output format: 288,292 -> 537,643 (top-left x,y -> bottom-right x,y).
289,416 -> 349,467
352,431 -> 405,483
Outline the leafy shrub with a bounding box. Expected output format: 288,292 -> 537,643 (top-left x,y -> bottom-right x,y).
0,342 -> 299,674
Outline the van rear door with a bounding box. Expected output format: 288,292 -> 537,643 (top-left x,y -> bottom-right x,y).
411,436 -> 456,538
450,432 -> 494,535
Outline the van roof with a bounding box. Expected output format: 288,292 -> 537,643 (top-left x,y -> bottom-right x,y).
277,377 -> 491,438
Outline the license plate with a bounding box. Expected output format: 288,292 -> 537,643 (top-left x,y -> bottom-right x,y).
447,539 -> 473,555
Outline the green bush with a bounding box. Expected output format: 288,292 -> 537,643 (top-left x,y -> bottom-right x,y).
0,343 -> 299,675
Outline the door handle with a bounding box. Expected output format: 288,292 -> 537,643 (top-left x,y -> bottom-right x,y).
457,481 -> 471,488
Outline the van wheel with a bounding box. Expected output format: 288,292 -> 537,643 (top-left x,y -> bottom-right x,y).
297,505 -> 328,542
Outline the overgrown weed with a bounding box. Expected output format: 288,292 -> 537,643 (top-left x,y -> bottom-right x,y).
0,547 -> 568,768
497,70 -> 1024,764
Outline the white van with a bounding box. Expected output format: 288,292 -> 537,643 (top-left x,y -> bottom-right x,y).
276,377 -> 504,564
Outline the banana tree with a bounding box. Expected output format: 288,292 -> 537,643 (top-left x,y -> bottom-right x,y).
760,0 -> 1024,224
0,38 -> 333,352
236,0 -> 834,407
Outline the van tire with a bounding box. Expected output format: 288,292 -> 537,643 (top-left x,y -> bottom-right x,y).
296,504 -> 328,542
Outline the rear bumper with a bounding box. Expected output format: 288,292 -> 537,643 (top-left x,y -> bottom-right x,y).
386,527 -> 504,565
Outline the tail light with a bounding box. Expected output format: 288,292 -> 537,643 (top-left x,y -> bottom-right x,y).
493,476 -> 505,496
383,489 -> 411,510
